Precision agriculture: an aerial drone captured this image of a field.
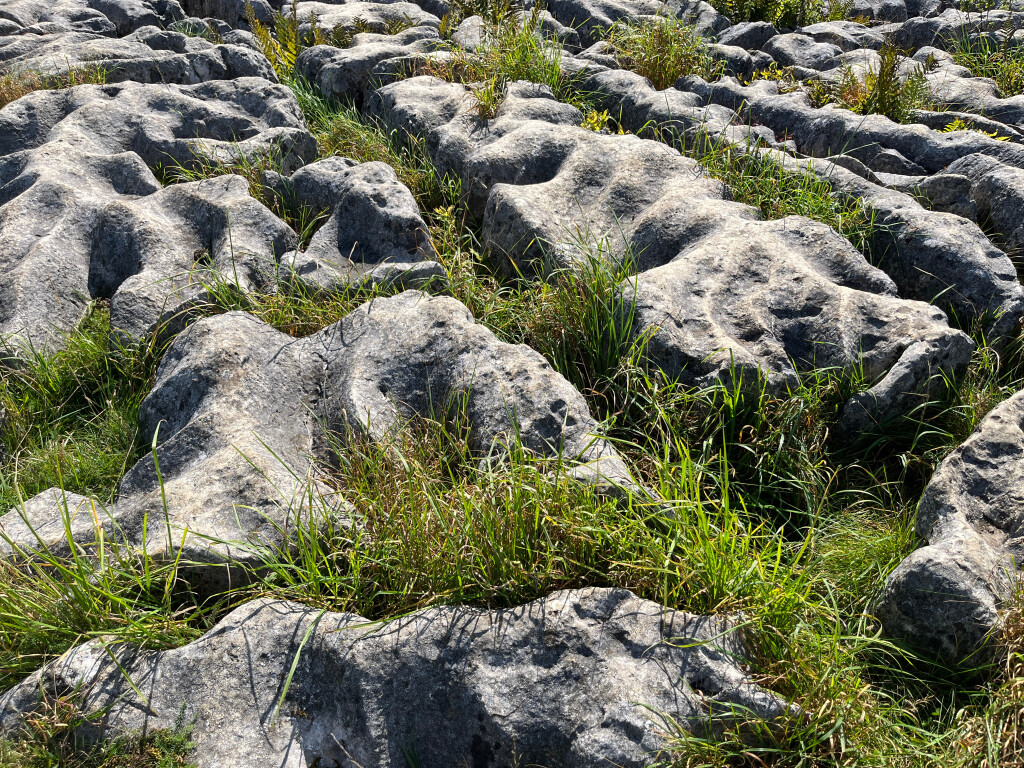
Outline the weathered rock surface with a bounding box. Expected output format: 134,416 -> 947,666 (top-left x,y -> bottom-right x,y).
625,216 -> 974,435
295,27 -> 441,104
369,76 -> 973,433
0,0 -> 185,36
0,293 -> 639,582
0,27 -> 276,84
0,78 -> 314,352
0,588 -> 792,766
877,390 -> 1024,660
276,157 -> 445,292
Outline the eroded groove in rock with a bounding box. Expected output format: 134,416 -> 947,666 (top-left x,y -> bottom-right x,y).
0,78 -> 316,352
0,0 -> 185,36
0,26 -> 277,84
0,292 -> 639,586
272,157 -> 446,292
0,588 -> 792,766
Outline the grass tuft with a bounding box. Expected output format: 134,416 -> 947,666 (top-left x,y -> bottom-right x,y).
0,307 -> 159,512
0,67 -> 108,111
602,13 -> 725,90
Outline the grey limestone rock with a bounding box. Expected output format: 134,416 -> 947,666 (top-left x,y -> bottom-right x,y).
0,292 -> 640,581
624,216 -> 974,435
276,158 -> 445,294
0,28 -> 275,86
0,0 -> 185,36
674,77 -> 1024,343
294,0 -> 440,33
761,33 -> 842,71
541,0 -> 727,45
877,389 -> 1024,660
799,20 -> 886,51
0,588 -> 792,767
0,78 -> 315,353
717,21 -> 778,50
295,27 -> 441,104
367,76 -> 973,435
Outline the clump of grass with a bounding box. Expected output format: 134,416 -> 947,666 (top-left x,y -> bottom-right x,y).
423,5 -> 595,114
948,28 -> 1024,98
0,499 -> 214,688
685,136 -> 878,254
0,693 -> 196,768
0,307 -> 160,512
0,66 -> 108,111
601,14 -> 725,90
810,41 -> 932,123
711,0 -> 851,28
289,79 -> 446,208
156,145 -> 328,249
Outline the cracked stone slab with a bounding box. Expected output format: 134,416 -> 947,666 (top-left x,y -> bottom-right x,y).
0,588 -> 792,767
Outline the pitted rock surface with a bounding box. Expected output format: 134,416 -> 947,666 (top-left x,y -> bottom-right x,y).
0,27 -> 276,84
0,292 -> 639,587
368,76 -> 974,434
0,588 -> 791,766
276,157 -> 445,293
0,78 -> 314,352
877,390 -> 1024,660
0,0 -> 185,36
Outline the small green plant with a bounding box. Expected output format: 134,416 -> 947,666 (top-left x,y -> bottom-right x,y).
581,108 -> 626,133
747,62 -> 802,92
0,307 -> 160,512
0,66 -> 108,111
0,694 -> 197,768
471,76 -> 504,118
816,41 -> 932,123
424,5 -> 595,113
711,0 -> 850,28
948,27 -> 1024,98
941,116 -> 1011,140
289,79 -> 445,208
602,14 -> 725,90
245,0 -> 349,80
156,145 -> 328,249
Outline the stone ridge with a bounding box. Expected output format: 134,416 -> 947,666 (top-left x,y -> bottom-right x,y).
0,587 -> 793,767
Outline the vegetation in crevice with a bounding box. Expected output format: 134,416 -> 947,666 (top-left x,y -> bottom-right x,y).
7,9 -> 1024,768
947,25 -> 1024,98
0,66 -> 108,111
601,13 -> 725,90
710,0 -> 852,29
807,41 -> 933,123
0,307 -> 160,513
0,693 -> 197,768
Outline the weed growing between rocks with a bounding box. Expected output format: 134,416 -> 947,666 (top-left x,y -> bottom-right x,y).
0,66 -> 107,111
601,13 -> 725,89
0,693 -> 197,768
423,5 -> 597,113
808,41 -> 932,123
710,0 -> 851,29
948,28 -> 1024,98
0,308 -> 160,513
685,136 -> 879,254
290,79 -> 446,207
245,0 -> 350,81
